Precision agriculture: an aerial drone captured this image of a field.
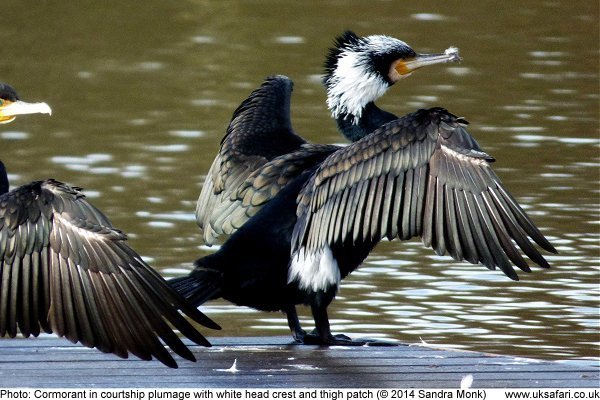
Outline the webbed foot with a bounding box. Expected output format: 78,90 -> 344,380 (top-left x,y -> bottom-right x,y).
298,330 -> 397,346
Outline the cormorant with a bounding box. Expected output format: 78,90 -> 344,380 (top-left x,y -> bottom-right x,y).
172,32 -> 557,345
0,83 -> 220,367
196,32 -> 462,244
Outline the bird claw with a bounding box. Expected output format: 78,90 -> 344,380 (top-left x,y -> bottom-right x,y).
295,331 -> 397,346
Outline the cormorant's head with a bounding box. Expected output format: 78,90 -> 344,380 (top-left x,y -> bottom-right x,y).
323,31 -> 461,123
0,83 -> 52,124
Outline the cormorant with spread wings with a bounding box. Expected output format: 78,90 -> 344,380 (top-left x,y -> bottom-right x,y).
173,32 -> 557,345
0,83 -> 220,367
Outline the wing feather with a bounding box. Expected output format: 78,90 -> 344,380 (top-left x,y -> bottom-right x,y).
353,179 -> 369,244
341,184 -> 358,243
9,256 -> 20,336
434,178 -> 447,256
326,192 -> 342,245
379,173 -> 394,240
443,184 -> 463,261
370,175 -> 386,241
19,253 -> 32,336
196,76 -> 308,244
471,191 -> 516,278
482,192 -> 530,271
67,263 -> 95,346
362,178 -> 377,241
77,268 -> 112,353
0,179 -> 218,367
488,188 -> 548,268
388,173 -> 404,239
48,249 -> 66,336
401,168 -> 414,240
292,108 -> 556,280
463,190 -> 496,268
453,189 -> 478,264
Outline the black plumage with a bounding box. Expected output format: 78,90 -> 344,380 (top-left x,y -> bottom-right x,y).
173,32 -> 557,345
0,84 -> 220,367
0,83 -> 18,102
196,76 -> 312,244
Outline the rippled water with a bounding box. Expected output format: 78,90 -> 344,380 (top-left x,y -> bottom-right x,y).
1,1 -> 598,364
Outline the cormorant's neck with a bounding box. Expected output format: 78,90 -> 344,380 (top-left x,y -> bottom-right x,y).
335,102 -> 397,142
0,161 -> 9,195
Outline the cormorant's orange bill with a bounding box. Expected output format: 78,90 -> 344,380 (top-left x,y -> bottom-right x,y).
393,47 -> 461,78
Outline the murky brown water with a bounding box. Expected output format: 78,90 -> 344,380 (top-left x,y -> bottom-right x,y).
2,1 -> 598,365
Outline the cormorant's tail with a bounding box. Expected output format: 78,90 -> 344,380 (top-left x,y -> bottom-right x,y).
169,262 -> 223,308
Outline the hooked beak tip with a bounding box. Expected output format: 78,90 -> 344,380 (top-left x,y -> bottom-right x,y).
444,46 -> 462,62
395,46 -> 462,77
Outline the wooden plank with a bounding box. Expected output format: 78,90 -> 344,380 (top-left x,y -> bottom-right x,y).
0,337 -> 597,388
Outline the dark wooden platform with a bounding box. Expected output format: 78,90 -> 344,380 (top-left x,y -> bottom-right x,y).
0,337 -> 597,388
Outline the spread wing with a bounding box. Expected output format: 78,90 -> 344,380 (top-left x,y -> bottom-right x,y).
208,143 -> 340,236
196,75 -> 307,244
0,180 -> 220,368
292,108 -> 557,280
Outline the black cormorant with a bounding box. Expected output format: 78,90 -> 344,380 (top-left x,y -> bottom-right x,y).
172,32 -> 557,345
0,83 -> 220,367
196,32 -> 461,244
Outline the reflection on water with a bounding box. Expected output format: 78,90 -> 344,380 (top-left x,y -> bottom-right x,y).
1,1 -> 598,364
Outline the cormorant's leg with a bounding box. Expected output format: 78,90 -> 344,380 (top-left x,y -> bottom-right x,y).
284,306 -> 306,342
301,302 -> 398,346
302,303 -> 365,345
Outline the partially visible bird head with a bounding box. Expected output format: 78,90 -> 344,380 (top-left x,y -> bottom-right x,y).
323,31 -> 461,123
0,83 -> 52,124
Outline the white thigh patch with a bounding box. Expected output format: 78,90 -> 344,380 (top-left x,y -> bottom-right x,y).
288,246 -> 341,292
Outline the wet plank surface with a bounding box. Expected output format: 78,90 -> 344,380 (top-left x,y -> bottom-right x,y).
0,337 -> 597,388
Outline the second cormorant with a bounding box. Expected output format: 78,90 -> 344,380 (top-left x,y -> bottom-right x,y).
0,83 -> 220,367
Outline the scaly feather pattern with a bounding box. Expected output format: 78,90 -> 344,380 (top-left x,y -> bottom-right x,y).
196,75 -> 306,244
292,108 -> 556,281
